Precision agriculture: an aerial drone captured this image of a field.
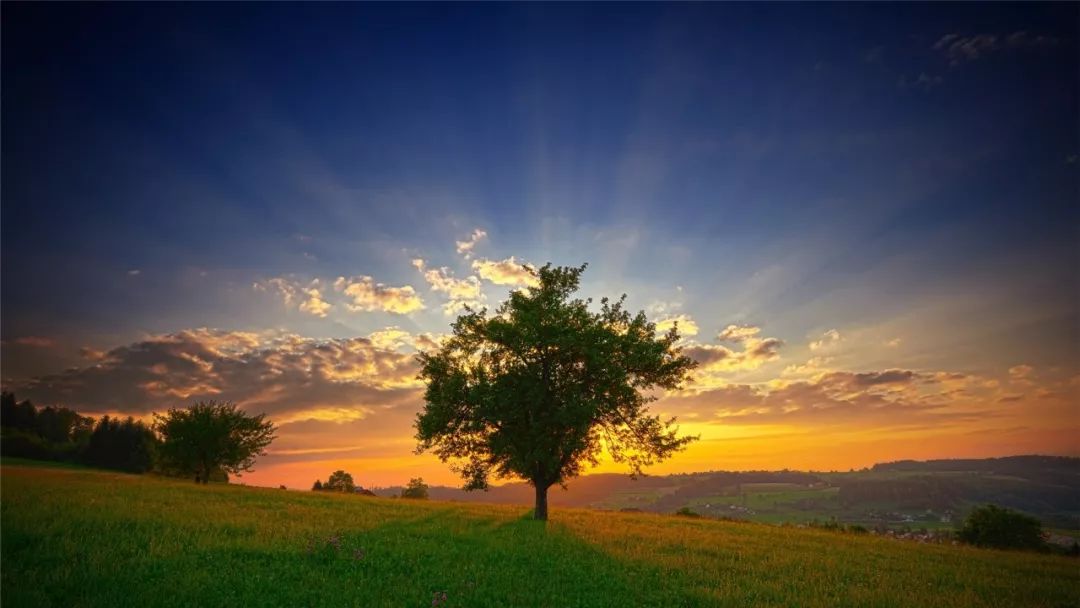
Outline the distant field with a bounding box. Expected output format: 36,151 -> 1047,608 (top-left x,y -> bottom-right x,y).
2,462 -> 1078,607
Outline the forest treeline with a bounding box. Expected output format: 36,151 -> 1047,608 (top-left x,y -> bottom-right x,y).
0,392 -> 163,474
0,393 -> 274,482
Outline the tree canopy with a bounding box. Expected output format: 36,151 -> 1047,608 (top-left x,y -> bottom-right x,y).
957,504 -> 1045,550
401,477 -> 429,500
324,470 -> 356,492
154,401 -> 276,484
415,263 -> 697,520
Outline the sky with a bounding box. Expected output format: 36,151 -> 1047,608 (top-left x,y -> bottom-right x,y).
2,3 -> 1077,490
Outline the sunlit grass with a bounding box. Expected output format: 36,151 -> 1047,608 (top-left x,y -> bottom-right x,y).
2,462 -> 1077,607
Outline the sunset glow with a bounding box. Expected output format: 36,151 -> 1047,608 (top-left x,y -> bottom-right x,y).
2,3 -> 1076,491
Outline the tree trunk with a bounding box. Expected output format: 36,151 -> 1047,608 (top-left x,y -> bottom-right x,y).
534,483 -> 549,521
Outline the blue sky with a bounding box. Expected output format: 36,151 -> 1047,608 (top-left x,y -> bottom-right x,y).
2,3 -> 1076,486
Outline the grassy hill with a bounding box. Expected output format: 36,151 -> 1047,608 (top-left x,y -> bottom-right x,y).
374,457 -> 1080,533
2,462 -> 1078,607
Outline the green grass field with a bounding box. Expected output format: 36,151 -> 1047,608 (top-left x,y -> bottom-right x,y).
2,462 -> 1077,607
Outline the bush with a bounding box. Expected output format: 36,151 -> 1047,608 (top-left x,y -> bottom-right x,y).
675,507 -> 700,518
956,504 -> 1044,550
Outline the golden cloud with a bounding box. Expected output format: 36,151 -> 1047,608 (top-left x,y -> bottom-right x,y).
809,329 -> 842,351
716,324 -> 762,343
471,256 -> 539,287
333,276 -> 425,314
5,328 -> 424,419
255,278 -> 333,318
683,326 -> 784,384
654,314 -> 699,337
454,228 -> 487,258
411,259 -> 485,314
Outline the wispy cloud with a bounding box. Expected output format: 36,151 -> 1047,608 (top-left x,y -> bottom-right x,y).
809,329 -> 842,352
933,30 -> 1060,66
254,278 -> 334,318
411,259 -> 485,314
7,336 -> 56,348
454,228 -> 487,259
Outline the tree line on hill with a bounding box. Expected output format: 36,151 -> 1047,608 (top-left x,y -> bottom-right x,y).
311,469 -> 429,499
1,393 -> 275,483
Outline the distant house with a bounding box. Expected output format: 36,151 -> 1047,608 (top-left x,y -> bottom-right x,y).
354,486 -> 377,497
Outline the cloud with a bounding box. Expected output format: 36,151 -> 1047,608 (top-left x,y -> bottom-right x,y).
298,287 -> 332,317
333,276 -> 425,314
716,325 -> 761,343
663,367 -> 991,428
683,326 -> 784,381
4,328 -> 424,422
933,31 -> 1059,66
842,369 -> 917,387
655,314 -> 699,337
254,278 -> 333,318
1009,364 -> 1034,380
79,347 -> 107,361
367,326 -> 446,352
1005,30 -> 1060,49
368,327 -> 414,351
898,72 -> 943,91
127,269 -> 141,276
885,338 -> 902,348
783,356 -> 832,377
809,329 -> 842,352
455,228 -> 487,258
8,336 -> 56,348
471,257 -> 539,287
411,259 -> 485,314
934,33 -> 998,64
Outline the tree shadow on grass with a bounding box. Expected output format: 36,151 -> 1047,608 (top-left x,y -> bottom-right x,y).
15,506 -> 713,608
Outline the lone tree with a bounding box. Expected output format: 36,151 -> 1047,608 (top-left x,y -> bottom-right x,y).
415,263 -> 697,520
154,401 -> 276,484
957,504 -> 1045,550
324,470 -> 356,492
401,477 -> 430,500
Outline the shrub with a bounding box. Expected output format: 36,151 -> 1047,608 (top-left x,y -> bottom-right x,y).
675,507 -> 700,518
956,504 -> 1044,550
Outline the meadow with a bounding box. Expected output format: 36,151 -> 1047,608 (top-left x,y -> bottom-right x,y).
2,461 -> 1077,608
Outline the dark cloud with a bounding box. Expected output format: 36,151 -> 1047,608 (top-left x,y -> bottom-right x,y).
683,325 -> 783,375
4,328 -> 422,420
845,369 -> 917,387
663,367 -> 989,427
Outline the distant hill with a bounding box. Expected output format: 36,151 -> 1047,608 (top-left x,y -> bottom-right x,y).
374,455 -> 1080,530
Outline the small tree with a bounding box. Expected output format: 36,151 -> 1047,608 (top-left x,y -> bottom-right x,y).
312,480 -> 324,491
956,504 -> 1045,550
154,401 -> 276,484
401,477 -> 429,499
416,263 -> 697,520
324,470 -> 356,492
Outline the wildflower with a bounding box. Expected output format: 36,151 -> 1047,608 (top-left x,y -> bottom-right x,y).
353,547 -> 365,561
432,591 -> 448,606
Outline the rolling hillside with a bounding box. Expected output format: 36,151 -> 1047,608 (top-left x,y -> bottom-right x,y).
2,461 -> 1077,607
373,456 -> 1080,532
